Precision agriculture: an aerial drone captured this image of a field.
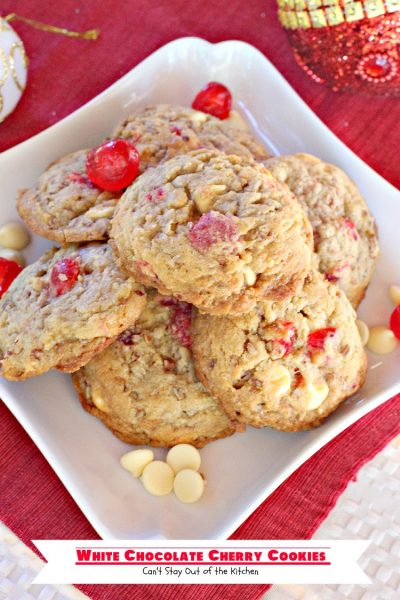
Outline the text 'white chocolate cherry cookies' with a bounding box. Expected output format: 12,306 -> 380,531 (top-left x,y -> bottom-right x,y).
265,153 -> 379,308
72,292 -> 238,448
191,269 -> 367,431
111,150 -> 313,315
0,243 -> 146,380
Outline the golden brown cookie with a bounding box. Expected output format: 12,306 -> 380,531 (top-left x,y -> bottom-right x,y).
17,150 -> 119,244
113,104 -> 270,166
265,153 -> 379,307
191,269 -> 367,431
17,105 -> 269,245
0,243 -> 146,380
72,292 -> 239,448
111,150 -> 313,315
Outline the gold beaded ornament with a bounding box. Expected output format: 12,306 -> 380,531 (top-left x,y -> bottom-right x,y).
278,0 -> 399,28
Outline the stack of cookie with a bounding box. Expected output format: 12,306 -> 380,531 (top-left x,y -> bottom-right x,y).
0,103 -> 379,448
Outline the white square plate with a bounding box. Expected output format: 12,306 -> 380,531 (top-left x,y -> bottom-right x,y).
1,37 -> 399,540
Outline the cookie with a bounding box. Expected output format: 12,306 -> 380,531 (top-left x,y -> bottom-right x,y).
265,153 -> 379,307
17,150 -> 120,244
112,104 -> 270,166
191,268 -> 367,431
111,150 -> 313,315
72,292 -> 238,448
0,243 -> 146,380
17,105 -> 269,245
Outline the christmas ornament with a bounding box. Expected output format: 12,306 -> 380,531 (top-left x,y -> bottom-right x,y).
0,18 -> 28,123
0,14 -> 100,123
277,1 -> 400,95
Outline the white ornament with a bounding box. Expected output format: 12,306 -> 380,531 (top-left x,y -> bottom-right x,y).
0,18 -> 28,123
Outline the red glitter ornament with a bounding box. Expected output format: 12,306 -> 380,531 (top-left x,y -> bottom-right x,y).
277,3 -> 400,96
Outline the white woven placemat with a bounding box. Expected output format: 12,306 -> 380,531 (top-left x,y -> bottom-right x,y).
0,525 -> 87,600
265,436 -> 400,600
1,437 -> 399,599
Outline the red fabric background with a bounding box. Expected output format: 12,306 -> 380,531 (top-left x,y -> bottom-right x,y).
1,1 -> 400,599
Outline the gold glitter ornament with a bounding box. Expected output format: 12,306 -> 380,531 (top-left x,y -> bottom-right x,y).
0,14 -> 100,123
277,1 -> 400,94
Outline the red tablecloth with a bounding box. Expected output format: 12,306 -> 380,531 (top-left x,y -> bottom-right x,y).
1,1 -> 400,599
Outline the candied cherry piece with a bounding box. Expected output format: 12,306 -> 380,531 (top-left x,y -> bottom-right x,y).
68,172 -> 95,188
274,321 -> 296,356
50,257 -> 80,297
118,330 -> 139,346
86,139 -> 140,191
389,306 -> 400,340
171,302 -> 192,348
307,327 -> 337,351
0,258 -> 23,298
325,272 -> 339,283
325,262 -> 350,283
343,218 -> 359,241
158,295 -> 178,307
192,82 -> 232,120
189,212 -> 238,252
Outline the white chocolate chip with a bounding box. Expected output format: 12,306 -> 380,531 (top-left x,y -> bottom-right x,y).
91,388 -> 110,413
243,266 -> 256,286
192,190 -> 212,213
141,461 -> 174,496
85,206 -> 115,220
173,469 -> 205,503
0,221 -> 30,250
190,111 -> 208,125
265,364 -> 291,397
168,189 -> 188,209
120,449 -> 154,478
192,185 -> 226,213
390,285 -> 400,306
225,110 -> 249,131
0,248 -> 25,266
302,379 -> 329,411
367,326 -> 398,354
268,164 -> 288,184
356,319 -> 369,347
166,444 -> 201,474
209,184 -> 227,194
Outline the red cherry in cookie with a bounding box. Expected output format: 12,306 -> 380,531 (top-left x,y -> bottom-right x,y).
307,327 -> 337,351
343,218 -> 359,241
171,302 -> 192,348
50,257 -> 80,297
68,171 -> 95,188
270,321 -> 297,357
0,258 -> 23,298
188,212 -> 238,252
192,82 -> 232,120
389,306 -> 400,340
86,139 -> 140,191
